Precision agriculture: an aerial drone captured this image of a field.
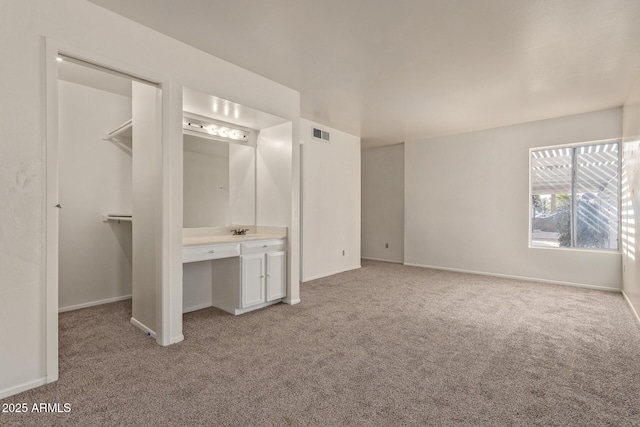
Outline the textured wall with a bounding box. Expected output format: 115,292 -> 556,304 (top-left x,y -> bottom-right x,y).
301,119 -> 361,281
361,144 -> 404,263
0,0 -> 49,396
622,76 -> 640,319
58,80 -> 133,310
257,123 -> 293,228
405,108 -> 622,289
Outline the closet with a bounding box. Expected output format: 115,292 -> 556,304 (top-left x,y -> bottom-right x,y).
57,57 -> 160,336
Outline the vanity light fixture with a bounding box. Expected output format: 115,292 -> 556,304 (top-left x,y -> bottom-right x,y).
183,113 -> 253,144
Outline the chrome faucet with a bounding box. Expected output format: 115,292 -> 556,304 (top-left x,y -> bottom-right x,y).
232,228 -> 250,236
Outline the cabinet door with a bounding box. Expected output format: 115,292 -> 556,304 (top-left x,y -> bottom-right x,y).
266,251 -> 286,301
241,254 -> 265,308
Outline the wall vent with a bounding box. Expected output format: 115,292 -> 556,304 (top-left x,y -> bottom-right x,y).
312,127 -> 330,142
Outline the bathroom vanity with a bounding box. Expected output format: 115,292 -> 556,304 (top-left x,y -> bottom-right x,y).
182,227 -> 287,315
181,89 -> 294,317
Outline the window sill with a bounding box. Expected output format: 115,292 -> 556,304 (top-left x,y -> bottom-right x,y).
528,244 -> 621,255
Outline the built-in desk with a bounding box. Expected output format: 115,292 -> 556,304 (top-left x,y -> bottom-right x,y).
182,230 -> 287,315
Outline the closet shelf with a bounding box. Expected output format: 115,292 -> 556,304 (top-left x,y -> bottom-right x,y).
103,213 -> 132,223
103,119 -> 132,144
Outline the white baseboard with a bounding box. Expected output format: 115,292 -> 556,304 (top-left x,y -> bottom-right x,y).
59,294 -> 132,313
404,262 -> 621,293
303,265 -> 361,282
0,377 -> 47,400
170,335 -> 184,345
130,317 -> 156,338
361,256 -> 403,264
182,302 -> 212,314
622,290 -> 640,324
284,298 -> 301,305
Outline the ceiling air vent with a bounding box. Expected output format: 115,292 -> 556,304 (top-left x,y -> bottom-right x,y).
312,127 -> 330,142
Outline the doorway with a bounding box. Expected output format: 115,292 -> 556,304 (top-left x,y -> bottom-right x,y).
45,44 -> 165,385
57,56 -> 135,314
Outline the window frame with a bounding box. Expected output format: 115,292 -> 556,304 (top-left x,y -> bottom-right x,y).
528,138 -> 622,253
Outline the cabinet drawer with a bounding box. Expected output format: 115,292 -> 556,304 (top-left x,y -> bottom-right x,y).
241,239 -> 285,255
183,243 -> 240,263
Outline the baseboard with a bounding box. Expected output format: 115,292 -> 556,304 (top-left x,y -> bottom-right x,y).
182,302 -> 212,314
284,298 -> 301,305
622,290 -> 640,324
404,262 -> 621,293
170,335 -> 184,345
130,317 -> 156,338
59,295 -> 132,313
361,257 -> 403,264
303,265 -> 361,282
234,299 -> 282,315
0,377 -> 47,400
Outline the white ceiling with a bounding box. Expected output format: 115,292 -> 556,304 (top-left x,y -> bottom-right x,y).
183,87 -> 289,131
88,0 -> 640,148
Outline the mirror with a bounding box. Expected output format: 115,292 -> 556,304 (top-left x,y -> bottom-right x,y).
182,87 -> 291,230
183,134 -> 256,228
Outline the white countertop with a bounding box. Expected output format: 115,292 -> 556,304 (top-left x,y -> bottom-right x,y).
183,233 -> 286,247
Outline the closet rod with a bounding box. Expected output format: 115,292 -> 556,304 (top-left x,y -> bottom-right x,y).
105,119 -> 132,141
57,54 -> 158,87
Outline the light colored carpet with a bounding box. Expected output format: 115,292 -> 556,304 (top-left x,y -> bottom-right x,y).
2,260 -> 640,426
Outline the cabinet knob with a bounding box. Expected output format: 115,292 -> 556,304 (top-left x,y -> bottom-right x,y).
208,250 -> 215,253
261,275 -> 265,278
263,245 -> 268,248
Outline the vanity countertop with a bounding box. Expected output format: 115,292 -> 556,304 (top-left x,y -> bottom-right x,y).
183,233 -> 286,247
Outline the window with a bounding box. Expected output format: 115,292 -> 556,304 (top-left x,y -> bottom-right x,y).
530,140 -> 620,250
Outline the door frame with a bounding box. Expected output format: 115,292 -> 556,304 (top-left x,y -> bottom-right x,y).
44,38 -> 173,385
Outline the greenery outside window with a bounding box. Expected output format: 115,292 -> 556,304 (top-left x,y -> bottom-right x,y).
530,140 -> 620,250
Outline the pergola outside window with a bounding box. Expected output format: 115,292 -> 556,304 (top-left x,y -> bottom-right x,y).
530,140 -> 620,250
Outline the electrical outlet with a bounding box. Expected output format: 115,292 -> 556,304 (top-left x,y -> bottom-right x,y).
385,243 -> 389,248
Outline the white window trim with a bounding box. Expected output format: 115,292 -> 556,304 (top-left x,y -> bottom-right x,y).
528,138 -> 622,253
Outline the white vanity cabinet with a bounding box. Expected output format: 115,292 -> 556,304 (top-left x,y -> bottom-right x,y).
241,254 -> 265,308
265,251 -> 286,301
183,243 -> 240,263
182,236 -> 286,315
240,240 -> 286,309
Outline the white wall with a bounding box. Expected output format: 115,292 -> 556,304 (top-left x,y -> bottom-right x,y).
230,143 -> 257,226
301,119 -> 361,281
131,81 -> 162,334
57,80 -> 132,311
405,108 -> 622,290
622,76 -> 640,320
0,0 -> 300,399
361,144 -> 404,263
183,135 -> 230,228
257,123 -> 292,227
182,261 -> 213,313
257,122 -> 296,295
